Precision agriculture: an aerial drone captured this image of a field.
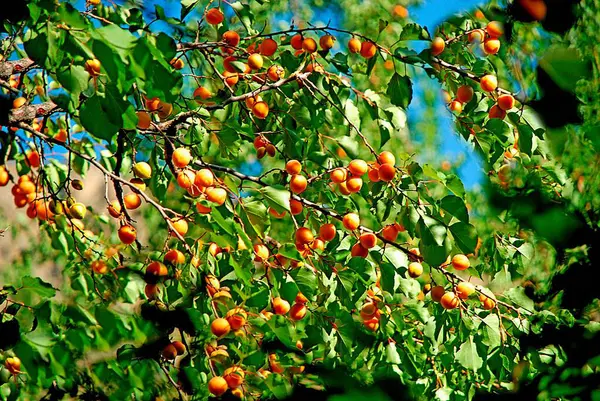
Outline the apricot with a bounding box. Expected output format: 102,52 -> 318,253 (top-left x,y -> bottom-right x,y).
272,297 -> 290,315
248,53 -> 263,70
170,217 -> 188,237
468,29 -> 485,43
224,366 -> 245,388
360,41 -> 377,59
290,174 -> 307,194
480,74 -> 498,92
431,37 -> 445,56
408,262 -> 423,278
392,5 -> 409,18
91,260 -> 108,274
363,317 -> 380,331
193,169 -> 213,188
222,30 -> 240,46
211,318 -> 231,337
157,102 -> 173,119
319,35 -> 335,50
342,212 -> 360,230
253,244 -> 269,261
348,37 -> 361,53
359,233 -> 377,249
489,105 -> 506,119
456,85 -> 474,103
348,160 -> 368,176
480,294 -> 497,310
26,150 -> 40,168
360,302 -> 378,320
145,97 -> 161,111
175,170 -> 193,189
144,283 -> 159,299
13,97 -> 26,109
456,282 -> 475,299
497,94 -> 515,110
483,38 -> 501,55
441,292 -> 460,309
285,159 -> 302,175
193,86 -> 211,103
118,225 -> 137,245
172,341 -> 186,356
252,101 -> 269,119
449,100 -> 463,114
330,167 -> 347,183
346,176 -> 363,193
382,224 -> 399,242
351,242 -> 369,258
368,167 -> 380,182
84,58 -> 101,76
123,192 -> 141,210
486,21 -> 504,38
5,357 -> 21,374
205,8 -> 224,25
430,285 -> 445,302
451,254 -> 470,270
69,202 -> 87,219
107,200 -> 122,218
378,163 -> 396,182
295,227 -> 314,244
170,58 -> 184,70
319,223 -> 336,241
290,34 -> 303,50
224,71 -> 239,87
164,249 -> 185,265
226,308 -> 247,330
290,199 -> 303,215
162,344 -> 178,360
441,89 -> 452,104
518,0 -> 547,21
338,181 -> 351,195
146,261 -> 168,277
18,180 -> 36,194
172,148 -> 191,168
290,303 -> 307,320
378,151 -> 395,166
267,65 -> 285,81
301,37 -> 317,53
260,38 -> 278,56
208,376 -> 228,396
0,168 -> 9,187
133,162 -> 152,179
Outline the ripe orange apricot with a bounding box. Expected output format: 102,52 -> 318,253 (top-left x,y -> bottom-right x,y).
295,227 -> 314,244
483,38 -> 501,55
290,199 -> 303,215
26,150 -> 40,168
124,192 -> 141,210
431,285 -> 445,302
360,41 -> 377,59
319,35 -> 335,50
440,292 -> 460,309
480,74 -> 498,92
286,159 -> 302,175
172,148 -> 191,168
267,65 -> 285,81
392,5 -> 409,18
107,200 -> 122,218
359,232 -> 377,249
224,71 -> 239,87
368,167 -> 380,182
195,168 -> 214,188
290,174 -> 307,194
338,181 -> 351,195
363,317 -> 380,331
480,294 -> 497,310
348,37 -> 361,53
408,262 -> 423,278
0,168 -> 9,187
226,308 -> 247,331
518,0 -> 547,21
456,85 -> 474,103
162,344 -> 178,360
91,260 -> 108,274
211,318 -> 231,337
13,97 -> 26,109
208,376 -> 228,396
456,282 -> 475,299
253,244 -> 269,261
170,217 -> 188,237
290,34 -> 303,50
330,167 -> 347,183
431,37 -> 445,56
489,104 -> 506,119
319,223 -> 336,241
378,151 -> 396,166
5,357 -> 21,374
145,97 -> 160,112
224,366 -> 245,388
360,302 -> 378,320
348,159 -> 368,176
248,53 -> 264,70
222,30 -> 240,46
193,86 -> 212,103
164,249 -> 185,265
170,58 -> 184,70
378,163 -> 396,182
343,213 -> 360,231
144,283 -> 159,299
449,100 -> 463,114
272,297 -> 290,315
84,58 -> 101,76
118,224 -> 137,245
302,37 -> 318,53
147,261 -> 168,276
452,254 -> 470,270
486,21 -> 504,38
260,38 -> 278,56
382,224 -> 399,242
172,341 -> 186,356
290,303 -> 307,320
468,29 -> 485,43
205,8 -> 224,25
206,186 -> 227,205
252,101 -> 269,119
351,242 -> 369,258
346,176 -> 363,193
497,94 -> 515,110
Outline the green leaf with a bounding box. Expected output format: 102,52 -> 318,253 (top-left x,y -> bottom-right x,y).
482,314 -> 501,348
504,287 -> 534,312
387,74 -> 412,109
539,46 -> 591,92
19,276 -> 57,298
260,186 -> 290,213
386,343 -> 401,364
455,336 -> 483,371
399,23 -> 431,41
449,222 -> 478,254
440,195 -> 469,223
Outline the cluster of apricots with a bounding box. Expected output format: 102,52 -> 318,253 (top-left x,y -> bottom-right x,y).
161,340 -> 186,360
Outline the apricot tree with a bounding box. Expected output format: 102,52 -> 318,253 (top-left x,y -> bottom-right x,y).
0,1 -> 597,401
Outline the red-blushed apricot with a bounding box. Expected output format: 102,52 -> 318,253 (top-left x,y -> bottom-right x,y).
107,200 -> 122,218
483,38 -> 501,55
26,203 -> 37,219
360,302 -> 378,320
130,178 -> 146,191
84,58 -> 101,76
518,0 -> 547,21
430,285 -> 445,302
5,357 -> 21,375
363,317 -> 380,331
295,227 -> 314,244
26,150 -> 41,168
346,176 -> 363,193
456,282 -> 475,299
253,244 -> 269,261
176,170 -> 195,189
319,34 -> 335,50
145,97 -> 161,111
146,261 -> 168,277
135,111 -> 151,130
171,341 -> 186,356
157,101 -> 173,120
457,85 -> 474,103
91,260 -> 108,274
290,174 -> 307,194
351,242 -> 369,258
172,147 -> 191,168
162,344 -> 178,360
486,21 -> 504,38
144,283 -> 160,299
224,366 -> 245,388
267,65 -> 285,81
208,376 -> 228,396
451,254 -> 470,270
489,104 -> 506,119
226,308 -> 247,331
123,192 -> 141,210
224,71 -> 239,87
269,207 -> 286,218
480,294 -> 497,310
223,56 -> 238,73
319,223 -> 336,241
290,199 -> 303,215
468,29 -> 485,43
295,292 -> 309,304
497,94 -> 515,110
269,354 -> 285,374
290,34 -> 303,50
431,37 -> 445,56
272,297 -> 290,315
206,186 -> 227,206
170,217 -> 188,238
18,180 -> 36,194
290,303 -> 307,320
211,318 -> 231,337
480,74 -> 498,92
248,53 -> 264,70
449,99 -> 463,114
260,38 -> 278,56
301,37 -> 318,53
265,144 -> 276,157
359,232 -> 377,249
118,225 -> 136,245
164,249 -> 185,265
252,101 -> 269,119
382,224 -> 399,242
378,163 -> 396,182
343,213 -> 360,230
311,237 -> 326,251
286,159 -> 302,175
348,37 -> 361,53
348,159 -> 368,176
193,86 -> 212,103
170,58 -> 184,70
360,41 -> 377,59
195,202 -> 211,214
338,181 -> 351,195
205,8 -> 224,25
222,30 -> 240,46
441,292 -> 460,309
330,167 -> 347,183
378,151 -> 396,166
407,262 -> 423,278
